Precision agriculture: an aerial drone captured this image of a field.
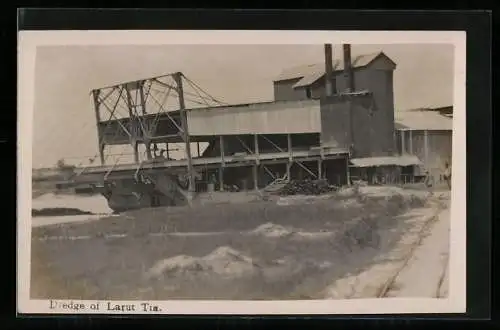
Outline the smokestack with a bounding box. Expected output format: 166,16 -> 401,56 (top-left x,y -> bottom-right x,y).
343,44 -> 354,92
324,44 -> 334,96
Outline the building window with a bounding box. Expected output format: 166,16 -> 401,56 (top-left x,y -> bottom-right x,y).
306,87 -> 312,99
331,78 -> 337,95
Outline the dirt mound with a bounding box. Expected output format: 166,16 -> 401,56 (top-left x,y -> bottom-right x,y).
146,255 -> 206,279
203,246 -> 262,277
146,246 -> 262,280
249,223 -> 295,238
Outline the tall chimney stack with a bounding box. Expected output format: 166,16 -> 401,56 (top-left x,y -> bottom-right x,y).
324,44 -> 334,96
343,44 -> 354,92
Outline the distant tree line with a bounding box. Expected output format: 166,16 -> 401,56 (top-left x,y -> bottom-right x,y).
56,158 -> 76,171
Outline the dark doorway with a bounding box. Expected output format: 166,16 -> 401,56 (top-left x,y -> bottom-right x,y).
306,87 -> 312,99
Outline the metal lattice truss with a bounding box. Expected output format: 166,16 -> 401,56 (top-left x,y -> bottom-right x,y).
91,72 -> 226,164
231,135 -> 318,180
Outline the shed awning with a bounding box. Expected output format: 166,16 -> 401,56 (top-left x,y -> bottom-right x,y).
349,155 -> 422,168
394,110 -> 453,131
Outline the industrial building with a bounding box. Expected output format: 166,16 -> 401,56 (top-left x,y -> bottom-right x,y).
395,106 -> 453,184
71,45 -> 447,212
273,50 -> 397,156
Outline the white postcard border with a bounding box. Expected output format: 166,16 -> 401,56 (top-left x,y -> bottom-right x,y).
17,30 -> 467,315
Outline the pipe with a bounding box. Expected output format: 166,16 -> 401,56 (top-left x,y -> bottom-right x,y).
343,44 -> 354,92
324,44 -> 334,97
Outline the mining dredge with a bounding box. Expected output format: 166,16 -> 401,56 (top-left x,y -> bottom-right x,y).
62,44 -> 418,213
66,69 -> 350,213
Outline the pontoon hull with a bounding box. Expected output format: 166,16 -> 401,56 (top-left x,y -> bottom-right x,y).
96,173 -> 189,213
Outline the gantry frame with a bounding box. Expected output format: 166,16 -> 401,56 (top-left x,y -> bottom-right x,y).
90,72 -> 223,194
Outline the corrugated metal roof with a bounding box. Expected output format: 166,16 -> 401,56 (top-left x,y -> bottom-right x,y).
395,110 -> 453,131
275,63 -> 329,82
350,155 -> 422,168
352,52 -> 384,67
293,71 -> 326,88
274,52 -> 384,82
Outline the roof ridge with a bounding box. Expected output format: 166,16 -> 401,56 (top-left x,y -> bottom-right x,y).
286,51 -> 382,68
275,51 -> 387,82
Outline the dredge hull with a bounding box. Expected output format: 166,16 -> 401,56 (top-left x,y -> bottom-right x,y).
91,171 -> 189,213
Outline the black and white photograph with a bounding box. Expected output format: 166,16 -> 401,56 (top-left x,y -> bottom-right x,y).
18,30 -> 466,315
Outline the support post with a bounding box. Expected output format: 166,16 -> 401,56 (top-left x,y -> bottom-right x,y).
401,130 -> 405,155
253,165 -> 258,190
424,130 -> 429,168
138,80 -> 152,160
166,143 -> 170,159
92,90 -> 105,165
124,85 -> 134,117
174,72 -> 196,196
145,142 -> 152,160
219,167 -> 224,192
318,159 -> 323,180
133,142 -> 139,163
197,142 -> 201,157
409,130 -> 413,154
138,81 -> 148,116
286,133 -> 292,180
254,134 -> 260,165
124,84 -> 147,160
346,155 -> 351,186
220,135 -> 225,166
287,134 -> 292,161
99,144 -> 105,166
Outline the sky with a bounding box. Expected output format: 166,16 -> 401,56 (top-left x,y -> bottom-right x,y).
31,44 -> 454,169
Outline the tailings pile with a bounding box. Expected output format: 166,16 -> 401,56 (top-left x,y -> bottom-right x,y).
278,179 -> 337,196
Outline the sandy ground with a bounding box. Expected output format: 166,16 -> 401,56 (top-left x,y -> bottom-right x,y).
323,192 -> 450,299
387,203 -> 450,298
29,186 -> 446,301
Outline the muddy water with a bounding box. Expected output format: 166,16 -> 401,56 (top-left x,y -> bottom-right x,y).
33,193 -> 112,214
31,193 -> 113,227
